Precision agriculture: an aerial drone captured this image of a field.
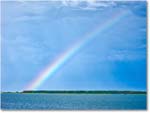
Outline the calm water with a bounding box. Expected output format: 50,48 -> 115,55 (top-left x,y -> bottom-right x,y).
1,93 -> 146,110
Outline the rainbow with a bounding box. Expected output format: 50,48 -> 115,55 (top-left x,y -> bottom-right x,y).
26,10 -> 129,90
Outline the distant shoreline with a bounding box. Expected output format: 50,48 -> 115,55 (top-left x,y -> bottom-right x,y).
2,90 -> 146,94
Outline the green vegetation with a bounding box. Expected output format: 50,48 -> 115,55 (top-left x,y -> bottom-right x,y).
1,90 -> 146,94
19,90 -> 146,94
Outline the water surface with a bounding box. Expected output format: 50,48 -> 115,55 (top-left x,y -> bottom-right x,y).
1,93 -> 146,110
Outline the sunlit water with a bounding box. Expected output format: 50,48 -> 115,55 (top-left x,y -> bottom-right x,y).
1,93 -> 146,110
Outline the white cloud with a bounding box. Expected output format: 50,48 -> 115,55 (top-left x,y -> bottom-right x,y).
107,50 -> 145,61
15,15 -> 43,22
61,0 -> 80,7
9,0 -> 116,23
4,36 -> 45,64
60,0 -> 116,10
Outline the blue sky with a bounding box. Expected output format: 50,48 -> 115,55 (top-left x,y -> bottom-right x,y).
1,0 -> 147,91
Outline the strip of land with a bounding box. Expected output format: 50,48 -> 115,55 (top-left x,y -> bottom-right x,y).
2,90 -> 146,94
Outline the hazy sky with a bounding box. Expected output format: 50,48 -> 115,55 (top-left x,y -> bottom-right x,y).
1,0 -> 147,91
